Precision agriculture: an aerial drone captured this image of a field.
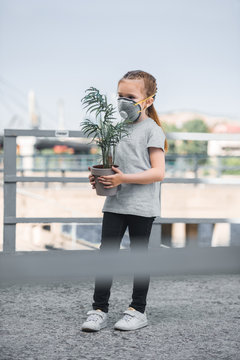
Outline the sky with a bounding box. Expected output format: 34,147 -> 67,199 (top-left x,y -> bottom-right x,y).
0,0 -> 240,130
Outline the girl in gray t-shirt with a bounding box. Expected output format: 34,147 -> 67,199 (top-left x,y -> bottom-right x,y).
82,70 -> 168,332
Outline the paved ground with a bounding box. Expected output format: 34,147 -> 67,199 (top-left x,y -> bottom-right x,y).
0,274 -> 240,360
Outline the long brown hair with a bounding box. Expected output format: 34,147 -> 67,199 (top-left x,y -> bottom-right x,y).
118,70 -> 168,152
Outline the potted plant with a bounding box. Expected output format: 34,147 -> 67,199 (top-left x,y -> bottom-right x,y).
80,87 -> 130,196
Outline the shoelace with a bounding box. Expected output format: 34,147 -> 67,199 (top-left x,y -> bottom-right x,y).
86,313 -> 103,322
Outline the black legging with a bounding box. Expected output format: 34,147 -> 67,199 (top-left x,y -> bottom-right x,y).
92,211 -> 156,313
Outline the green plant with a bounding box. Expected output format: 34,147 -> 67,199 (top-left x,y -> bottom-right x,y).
180,119 -> 209,156
221,157 -> 240,175
80,87 -> 130,168
162,122 -> 180,154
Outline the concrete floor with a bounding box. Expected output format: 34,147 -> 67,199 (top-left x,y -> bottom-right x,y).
0,274 -> 239,360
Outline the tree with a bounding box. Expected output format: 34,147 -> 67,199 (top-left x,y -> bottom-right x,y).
161,122 -> 180,154
179,119 -> 209,155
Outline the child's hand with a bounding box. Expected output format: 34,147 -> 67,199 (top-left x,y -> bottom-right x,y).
98,166 -> 124,188
88,166 -> 96,189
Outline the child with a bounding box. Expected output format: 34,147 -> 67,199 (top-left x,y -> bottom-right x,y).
81,70 -> 168,332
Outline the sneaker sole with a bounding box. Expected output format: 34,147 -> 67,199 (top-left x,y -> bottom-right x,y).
114,321 -> 148,331
81,322 -> 108,332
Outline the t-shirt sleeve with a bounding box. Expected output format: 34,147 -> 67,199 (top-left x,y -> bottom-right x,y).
146,125 -> 166,152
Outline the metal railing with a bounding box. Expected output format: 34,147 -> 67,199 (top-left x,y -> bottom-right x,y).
1,128 -> 240,281
1,153 -> 240,178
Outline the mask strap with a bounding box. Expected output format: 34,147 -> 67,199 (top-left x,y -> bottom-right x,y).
134,93 -> 156,106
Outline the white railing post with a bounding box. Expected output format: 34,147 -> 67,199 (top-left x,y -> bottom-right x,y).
3,131 -> 17,253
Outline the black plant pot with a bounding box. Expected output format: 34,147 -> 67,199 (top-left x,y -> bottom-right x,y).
90,164 -> 120,196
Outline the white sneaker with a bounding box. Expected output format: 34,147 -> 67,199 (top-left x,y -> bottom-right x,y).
114,307 -> 148,331
81,309 -> 108,332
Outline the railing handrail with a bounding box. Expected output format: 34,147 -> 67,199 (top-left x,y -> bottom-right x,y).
3,128 -> 240,141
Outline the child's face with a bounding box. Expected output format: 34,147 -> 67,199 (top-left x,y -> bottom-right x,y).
117,79 -> 153,116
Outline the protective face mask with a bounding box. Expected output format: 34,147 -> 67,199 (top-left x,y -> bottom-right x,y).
117,93 -> 156,123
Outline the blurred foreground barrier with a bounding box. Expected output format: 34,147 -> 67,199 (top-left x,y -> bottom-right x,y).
0,247 -> 240,285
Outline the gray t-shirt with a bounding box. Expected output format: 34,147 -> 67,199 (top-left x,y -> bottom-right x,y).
102,117 -> 166,217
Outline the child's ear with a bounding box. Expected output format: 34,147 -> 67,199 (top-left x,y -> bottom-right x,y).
148,98 -> 154,106
146,98 -> 154,109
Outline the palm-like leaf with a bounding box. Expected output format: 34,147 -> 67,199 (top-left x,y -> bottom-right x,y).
80,87 -> 130,168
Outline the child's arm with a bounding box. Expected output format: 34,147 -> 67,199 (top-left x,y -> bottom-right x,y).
98,148 -> 165,188
122,147 -> 165,184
